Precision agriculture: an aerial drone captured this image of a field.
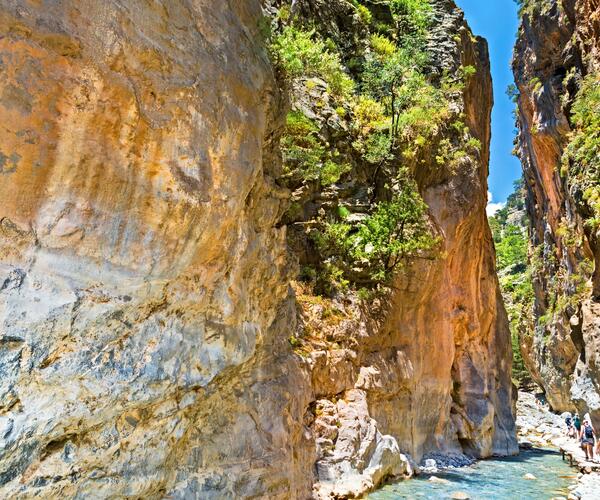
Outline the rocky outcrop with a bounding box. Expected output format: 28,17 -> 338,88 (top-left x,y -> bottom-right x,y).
513,0 -> 600,419
391,1 -> 516,460
0,0 -> 515,498
283,0 -> 517,495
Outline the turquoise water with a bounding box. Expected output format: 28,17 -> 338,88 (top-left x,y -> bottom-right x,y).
369,449 -> 576,500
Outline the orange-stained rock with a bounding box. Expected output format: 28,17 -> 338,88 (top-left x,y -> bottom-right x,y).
0,0 -> 516,498
296,2 -> 517,495
0,1 -> 314,498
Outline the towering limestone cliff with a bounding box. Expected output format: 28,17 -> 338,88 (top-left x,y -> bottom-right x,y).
513,0 -> 600,418
0,0 -> 515,498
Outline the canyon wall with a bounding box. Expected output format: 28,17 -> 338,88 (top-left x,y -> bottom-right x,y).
279,1 -> 517,494
0,0 -> 515,498
0,1 -> 312,497
513,0 -> 600,419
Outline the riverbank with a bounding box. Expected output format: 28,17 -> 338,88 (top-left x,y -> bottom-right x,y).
516,391 -> 600,499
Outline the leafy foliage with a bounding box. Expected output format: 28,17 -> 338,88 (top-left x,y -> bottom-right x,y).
513,0 -> 554,18
270,0 -> 480,295
562,73 -> 600,232
495,225 -> 528,270
281,111 -> 351,186
538,257 -> 593,327
349,182 -> 438,280
270,26 -> 354,99
391,0 -> 433,55
313,172 -> 438,284
369,34 -> 397,58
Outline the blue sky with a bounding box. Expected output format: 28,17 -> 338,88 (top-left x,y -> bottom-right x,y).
454,0 -> 522,213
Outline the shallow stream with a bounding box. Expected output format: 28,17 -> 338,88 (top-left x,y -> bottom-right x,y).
369,449 -> 576,499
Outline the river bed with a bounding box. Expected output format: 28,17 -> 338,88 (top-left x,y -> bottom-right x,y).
369,449 -> 576,499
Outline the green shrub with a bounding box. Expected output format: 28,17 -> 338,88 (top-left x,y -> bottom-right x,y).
495,224 -> 528,270
555,219 -> 581,248
391,0 -> 433,46
514,0 -> 554,18
281,111 -> 350,186
270,26 -> 355,99
281,111 -> 324,180
315,173 -> 438,284
361,52 -> 452,157
350,182 -> 437,280
529,76 -> 543,93
317,262 -> 350,296
370,34 -> 397,58
461,65 -> 477,80
337,205 -> 351,219
363,133 -> 393,164
321,159 -> 352,185
357,4 -> 373,25
395,78 -> 449,141
353,96 -> 388,135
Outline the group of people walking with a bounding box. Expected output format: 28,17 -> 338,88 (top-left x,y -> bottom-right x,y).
566,413 -> 598,461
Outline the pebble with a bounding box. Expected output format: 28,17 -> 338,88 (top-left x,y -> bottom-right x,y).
428,476 -> 450,484
450,492 -> 470,500
524,473 -> 537,480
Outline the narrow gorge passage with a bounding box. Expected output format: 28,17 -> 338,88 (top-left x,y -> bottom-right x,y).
0,0 -> 597,499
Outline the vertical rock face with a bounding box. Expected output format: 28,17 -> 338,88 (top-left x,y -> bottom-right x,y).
0,0 -> 514,498
0,1 -> 312,497
513,0 -> 600,418
356,1 -> 516,461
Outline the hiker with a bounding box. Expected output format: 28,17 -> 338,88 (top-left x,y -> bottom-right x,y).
574,413 -> 582,435
580,419 -> 596,461
566,413 -> 574,437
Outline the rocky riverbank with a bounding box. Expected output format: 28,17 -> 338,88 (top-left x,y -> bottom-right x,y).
517,391 -> 600,499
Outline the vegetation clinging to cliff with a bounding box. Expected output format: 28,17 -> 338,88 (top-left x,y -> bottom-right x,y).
562,73 -> 600,232
270,0 -> 482,294
512,0 -> 554,18
314,171 -> 438,284
270,25 -> 354,99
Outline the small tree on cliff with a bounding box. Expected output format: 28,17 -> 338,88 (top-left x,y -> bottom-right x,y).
315,171 -> 438,286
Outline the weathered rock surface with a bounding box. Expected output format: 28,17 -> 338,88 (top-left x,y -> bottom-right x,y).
0,0 -> 515,498
513,0 -> 600,421
516,391 -> 566,447
0,1 -> 312,497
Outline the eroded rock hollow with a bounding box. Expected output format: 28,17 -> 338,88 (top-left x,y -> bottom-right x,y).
0,0 -> 516,498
